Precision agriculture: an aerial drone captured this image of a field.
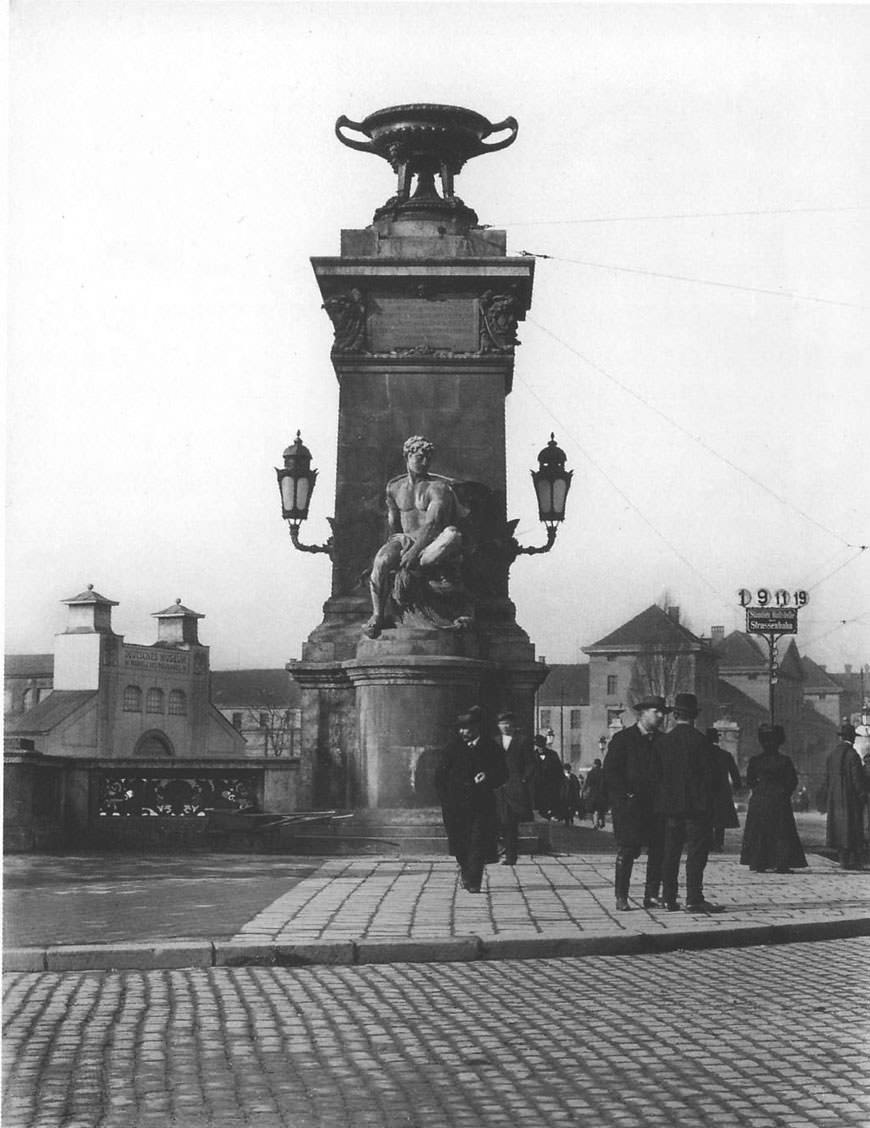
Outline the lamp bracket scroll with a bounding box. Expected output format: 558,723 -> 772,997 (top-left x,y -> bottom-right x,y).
507,433 -> 572,562
276,431 -> 334,561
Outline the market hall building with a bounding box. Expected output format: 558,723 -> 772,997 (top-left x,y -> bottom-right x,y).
4,586 -> 301,851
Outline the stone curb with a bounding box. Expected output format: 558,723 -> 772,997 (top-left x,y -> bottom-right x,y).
4,914 -> 869,972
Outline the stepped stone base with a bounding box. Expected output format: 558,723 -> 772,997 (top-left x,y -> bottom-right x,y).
277,808 -> 550,857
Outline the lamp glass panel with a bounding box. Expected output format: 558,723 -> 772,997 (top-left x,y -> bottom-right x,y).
294,477 -> 311,513
280,475 -> 295,512
535,477 -> 554,518
551,478 -> 568,516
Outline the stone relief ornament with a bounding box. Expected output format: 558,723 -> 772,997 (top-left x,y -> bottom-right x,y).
479,289 -> 521,353
322,288 -> 367,353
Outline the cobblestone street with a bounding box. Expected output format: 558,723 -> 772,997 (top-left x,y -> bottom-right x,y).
4,937 -> 868,1127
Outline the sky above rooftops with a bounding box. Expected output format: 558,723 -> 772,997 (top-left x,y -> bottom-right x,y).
7,3 -> 869,672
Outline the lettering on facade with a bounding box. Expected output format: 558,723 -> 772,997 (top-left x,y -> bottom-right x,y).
123,646 -> 191,673
368,298 -> 477,353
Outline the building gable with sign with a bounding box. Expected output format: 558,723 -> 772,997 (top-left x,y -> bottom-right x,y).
8,588 -> 245,761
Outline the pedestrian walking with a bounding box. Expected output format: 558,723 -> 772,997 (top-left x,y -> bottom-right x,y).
531,734 -> 566,820
435,707 -> 508,893
582,758 -> 607,829
739,724 -> 808,874
603,695 -> 668,911
561,762 -> 582,825
862,753 -> 870,862
707,728 -> 741,851
494,710 -> 535,865
824,723 -> 866,870
654,693 -> 721,913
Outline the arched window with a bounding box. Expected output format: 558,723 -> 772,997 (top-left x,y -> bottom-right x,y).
123,685 -> 142,712
146,688 -> 165,714
168,689 -> 187,716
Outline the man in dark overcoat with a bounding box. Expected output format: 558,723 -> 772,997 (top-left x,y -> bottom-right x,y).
435,708 -> 508,893
707,728 -> 741,851
494,711 -> 535,865
603,695 -> 669,911
825,723 -> 866,870
654,693 -> 720,913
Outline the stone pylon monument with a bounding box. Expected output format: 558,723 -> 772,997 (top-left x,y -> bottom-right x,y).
289,105 -> 553,810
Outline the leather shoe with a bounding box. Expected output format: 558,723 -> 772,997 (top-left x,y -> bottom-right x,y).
663,901 -> 681,912
643,896 -> 661,909
501,857 -> 517,866
685,900 -> 724,914
615,897 -> 631,911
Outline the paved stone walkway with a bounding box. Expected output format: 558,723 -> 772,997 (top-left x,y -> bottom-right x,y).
5,851 -> 869,970
4,938 -> 868,1127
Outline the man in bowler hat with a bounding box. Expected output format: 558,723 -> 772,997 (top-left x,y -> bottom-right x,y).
654,692 -> 721,912
494,711 -> 536,865
436,707 -> 508,892
603,695 -> 669,911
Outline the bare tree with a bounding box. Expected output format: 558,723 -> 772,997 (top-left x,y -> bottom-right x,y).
629,647 -> 693,705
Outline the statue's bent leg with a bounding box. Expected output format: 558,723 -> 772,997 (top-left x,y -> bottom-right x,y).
363,538 -> 404,638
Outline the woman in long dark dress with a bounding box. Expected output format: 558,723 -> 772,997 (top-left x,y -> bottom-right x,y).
740,724 -> 808,873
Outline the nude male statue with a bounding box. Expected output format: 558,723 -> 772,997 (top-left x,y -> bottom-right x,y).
363,436 -> 464,639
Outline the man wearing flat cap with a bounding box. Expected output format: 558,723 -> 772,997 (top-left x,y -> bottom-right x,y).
435,707 -> 508,892
653,692 -> 720,913
825,723 -> 866,870
603,694 -> 669,911
494,711 -> 536,866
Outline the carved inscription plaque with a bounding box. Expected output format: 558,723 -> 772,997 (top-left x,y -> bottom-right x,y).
368,298 -> 477,353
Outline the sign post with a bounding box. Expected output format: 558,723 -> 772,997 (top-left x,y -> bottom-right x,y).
738,589 -> 807,726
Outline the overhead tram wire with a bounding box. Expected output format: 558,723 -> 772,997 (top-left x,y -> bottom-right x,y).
512,369 -> 725,601
522,251 -> 868,312
490,204 -> 870,227
526,317 -> 857,551
798,610 -> 870,652
804,547 -> 869,595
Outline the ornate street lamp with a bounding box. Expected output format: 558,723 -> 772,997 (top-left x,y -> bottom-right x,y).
513,434 -> 573,557
276,432 -> 334,556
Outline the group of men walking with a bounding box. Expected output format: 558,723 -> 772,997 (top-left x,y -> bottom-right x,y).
435,694 -> 867,903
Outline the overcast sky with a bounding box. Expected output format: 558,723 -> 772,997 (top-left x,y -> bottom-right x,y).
7,2 -> 870,677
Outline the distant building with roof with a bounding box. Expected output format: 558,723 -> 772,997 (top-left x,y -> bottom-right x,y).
210,669 -> 302,758
534,663 -> 590,764
583,604 -> 719,736
4,586 -> 304,851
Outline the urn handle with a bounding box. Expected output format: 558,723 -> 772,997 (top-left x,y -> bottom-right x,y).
479,116 -> 519,153
335,115 -> 376,153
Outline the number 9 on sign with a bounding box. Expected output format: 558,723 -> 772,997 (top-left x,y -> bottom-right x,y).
737,588 -> 809,608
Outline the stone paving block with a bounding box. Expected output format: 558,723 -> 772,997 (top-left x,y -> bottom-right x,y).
213,940 -> 276,967
45,941 -> 213,971
2,947 -> 46,972
355,935 -> 481,965
274,940 -> 355,966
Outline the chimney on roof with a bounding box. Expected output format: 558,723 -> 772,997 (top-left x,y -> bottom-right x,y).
666,606 -> 680,623
711,625 -> 725,646
845,664 -> 853,674
152,599 -> 204,646
819,664 -> 826,671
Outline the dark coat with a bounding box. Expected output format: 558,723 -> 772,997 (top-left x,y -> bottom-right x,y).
435,735 -> 508,858
531,746 -> 566,818
603,723 -> 660,847
740,750 -> 807,870
653,722 -> 715,818
825,741 -> 866,851
711,745 -> 741,829
497,734 -> 536,820
582,765 -> 606,811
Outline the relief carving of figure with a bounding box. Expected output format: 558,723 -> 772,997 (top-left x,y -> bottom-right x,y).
322,288 -> 366,353
363,436 -> 466,639
479,288 -> 521,353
